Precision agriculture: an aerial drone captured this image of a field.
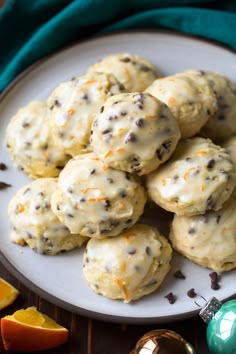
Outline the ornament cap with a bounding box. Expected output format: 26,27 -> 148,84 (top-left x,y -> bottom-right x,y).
199,296 -> 222,323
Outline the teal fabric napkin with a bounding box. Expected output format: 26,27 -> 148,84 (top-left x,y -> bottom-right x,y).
0,0 -> 235,92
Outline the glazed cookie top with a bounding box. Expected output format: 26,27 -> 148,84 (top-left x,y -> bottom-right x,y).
8,178 -> 87,255
87,53 -> 160,92
47,72 -> 126,156
197,70 -> 236,142
91,92 -> 180,175
145,71 -> 217,138
51,153 -> 147,237
170,189 -> 236,272
83,223 -> 172,302
5,101 -> 70,178
146,137 -> 236,216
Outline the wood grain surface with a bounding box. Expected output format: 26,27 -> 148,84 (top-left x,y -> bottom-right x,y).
0,261 -> 212,354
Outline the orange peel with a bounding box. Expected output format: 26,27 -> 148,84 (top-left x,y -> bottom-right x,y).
1,306 -> 68,352
0,277 -> 19,310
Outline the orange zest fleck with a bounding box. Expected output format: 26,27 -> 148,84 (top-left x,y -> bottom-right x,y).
43,150 -> 49,160
168,97 -> 176,106
201,185 -> 205,191
88,197 -> 107,202
146,115 -> 157,119
116,148 -> 124,153
85,80 -> 96,85
91,157 -> 100,161
67,108 -> 74,115
183,167 -> 197,181
114,278 -> 129,302
118,128 -> 125,133
104,150 -> 113,158
16,203 -> 25,214
197,151 -> 207,155
124,68 -> 131,79
80,187 -> 100,194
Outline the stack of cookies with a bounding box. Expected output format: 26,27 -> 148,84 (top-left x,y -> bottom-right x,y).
5,52 -> 236,302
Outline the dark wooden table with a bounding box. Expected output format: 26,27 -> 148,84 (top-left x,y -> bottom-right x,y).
0,261 -> 211,354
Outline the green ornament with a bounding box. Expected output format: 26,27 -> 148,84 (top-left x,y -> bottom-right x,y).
200,297 -> 236,354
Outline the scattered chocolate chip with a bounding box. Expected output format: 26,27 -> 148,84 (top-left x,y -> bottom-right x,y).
120,111 -> 127,116
156,148 -> 164,160
100,106 -> 104,113
211,282 -> 220,290
174,270 -> 186,279
164,292 -> 176,304
0,181 -> 11,190
80,198 -> 86,202
90,169 -> 96,175
0,163 -> 7,170
187,288 -> 196,298
104,200 -> 110,209
209,272 -> 219,282
145,246 -> 151,256
119,190 -> 127,198
196,70 -> 205,76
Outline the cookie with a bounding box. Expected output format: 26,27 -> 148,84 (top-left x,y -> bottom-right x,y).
169,189 -> 236,272
87,53 -> 160,92
146,137 -> 236,216
8,178 -> 87,255
51,153 -> 147,237
83,223 -> 172,302
222,136 -> 236,165
145,70 -> 217,138
47,72 -> 126,156
197,70 -> 236,142
91,92 -> 180,175
5,101 -> 70,178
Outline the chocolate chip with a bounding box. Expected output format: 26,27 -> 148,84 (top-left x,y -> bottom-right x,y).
104,200 -> 110,209
127,247 -> 136,255
22,122 -> 30,128
125,132 -> 136,143
80,198 -> 86,202
139,64 -> 151,72
145,246 -> 151,256
120,57 -> 131,63
188,227 -> 196,235
0,181 -> 11,190
187,288 -> 196,298
120,111 -> 127,116
119,190 -> 127,198
106,177 -> 114,184
135,118 -> 144,128
156,148 -> 164,160
174,270 -> 186,279
209,272 -> 219,282
196,70 -> 205,76
164,292 -> 176,304
207,159 -> 215,170
216,215 -> 221,224
23,187 -> 31,195
54,99 -> 61,108
102,129 -> 111,134
206,196 -> 215,209
211,282 -> 220,290
90,169 -> 96,175
0,163 -> 7,170
162,141 -> 171,151
100,106 -> 104,113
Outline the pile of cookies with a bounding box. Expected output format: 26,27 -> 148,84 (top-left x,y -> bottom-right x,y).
5,53 -> 236,303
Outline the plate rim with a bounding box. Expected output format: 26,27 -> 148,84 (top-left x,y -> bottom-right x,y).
0,29 -> 235,324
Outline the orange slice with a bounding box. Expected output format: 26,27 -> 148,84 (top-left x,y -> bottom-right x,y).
0,277 -> 19,310
1,307 -> 68,352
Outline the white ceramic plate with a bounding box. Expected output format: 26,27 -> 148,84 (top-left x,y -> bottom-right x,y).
0,31 -> 236,324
